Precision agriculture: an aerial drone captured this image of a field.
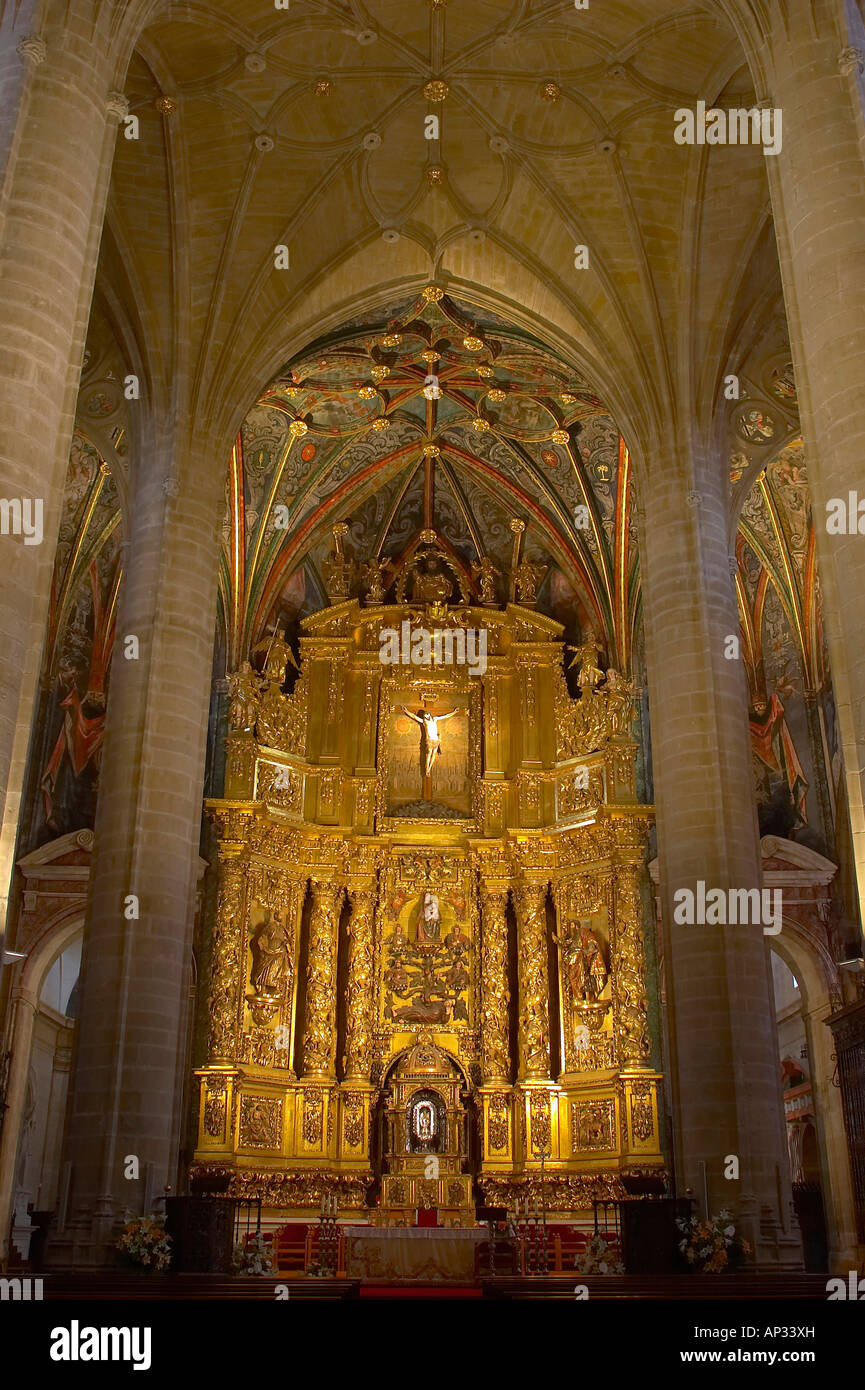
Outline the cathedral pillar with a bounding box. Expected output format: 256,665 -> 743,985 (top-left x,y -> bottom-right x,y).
639,444 -> 801,1266
343,884 -> 376,1081
761,4 -> 865,919
513,881 -> 551,1082
479,886 -> 511,1084
301,881 -> 343,1080
52,427 -> 223,1265
0,24 -> 123,933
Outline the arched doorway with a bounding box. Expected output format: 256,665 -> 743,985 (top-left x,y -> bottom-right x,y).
1,924 -> 83,1266
761,837 -> 859,1269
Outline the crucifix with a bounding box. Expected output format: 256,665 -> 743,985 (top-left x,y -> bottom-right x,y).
399,695 -> 459,801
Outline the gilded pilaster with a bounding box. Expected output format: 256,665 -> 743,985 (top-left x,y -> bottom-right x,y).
343,885 -> 376,1080
612,857 -> 651,1067
514,881 -> 551,1080
479,887 -> 511,1083
302,880 -> 344,1078
207,849 -> 247,1063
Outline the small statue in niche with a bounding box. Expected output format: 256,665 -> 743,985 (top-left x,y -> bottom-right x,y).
512,556 -> 548,606
471,554 -> 500,605
567,628 -> 605,692
227,661 -> 262,730
416,890 -> 442,943
556,920 -> 608,1002
249,910 -> 292,999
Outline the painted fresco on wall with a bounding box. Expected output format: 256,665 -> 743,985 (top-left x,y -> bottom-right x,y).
735,443 -> 841,861
24,433 -> 122,848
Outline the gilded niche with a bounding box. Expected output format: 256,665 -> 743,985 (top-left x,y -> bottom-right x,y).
382,889 -> 472,1028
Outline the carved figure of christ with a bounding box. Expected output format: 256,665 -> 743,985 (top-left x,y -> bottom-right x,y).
399,704 -> 459,796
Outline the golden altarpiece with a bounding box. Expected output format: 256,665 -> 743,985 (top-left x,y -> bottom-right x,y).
193,538 -> 664,1223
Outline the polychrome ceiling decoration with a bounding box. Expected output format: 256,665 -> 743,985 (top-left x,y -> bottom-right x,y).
734,440 -> 824,704
218,288 -> 641,672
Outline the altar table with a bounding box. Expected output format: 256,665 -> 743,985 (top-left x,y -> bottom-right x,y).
344,1226 -> 486,1281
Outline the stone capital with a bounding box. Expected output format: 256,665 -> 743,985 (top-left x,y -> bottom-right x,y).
17,35 -> 46,66
106,91 -> 130,123
838,46 -> 864,77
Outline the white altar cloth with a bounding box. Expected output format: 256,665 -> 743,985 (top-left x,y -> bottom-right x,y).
344,1226 -> 486,1281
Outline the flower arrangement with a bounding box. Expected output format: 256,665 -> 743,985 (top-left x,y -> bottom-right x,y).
575,1232 -> 624,1275
676,1209 -> 751,1272
116,1213 -> 172,1272
233,1231 -> 276,1276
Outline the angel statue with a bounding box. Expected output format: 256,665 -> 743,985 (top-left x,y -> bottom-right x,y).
362,556 -> 391,605
400,705 -> 459,780
228,661 -> 262,730
471,554 -> 500,606
566,628 -> 605,692
252,626 -> 299,686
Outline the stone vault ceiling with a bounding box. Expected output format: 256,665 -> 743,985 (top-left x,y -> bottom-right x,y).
219,288 -> 638,665
100,0 -> 783,459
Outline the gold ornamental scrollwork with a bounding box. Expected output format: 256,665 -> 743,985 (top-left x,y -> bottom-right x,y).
479,888 -> 510,1083
342,1093 -> 365,1149
302,881 -> 344,1077
207,852 -> 246,1061
488,1093 -> 510,1152
612,866 -> 651,1065
514,882 -> 551,1080
343,886 -> 376,1080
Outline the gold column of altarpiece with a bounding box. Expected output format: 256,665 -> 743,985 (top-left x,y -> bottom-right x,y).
193,596 -> 664,1220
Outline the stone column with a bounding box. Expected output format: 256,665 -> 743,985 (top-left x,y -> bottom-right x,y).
302,881 -> 343,1080
479,886 -> 510,1084
343,885 -> 375,1081
639,445 -> 801,1265
53,427 -> 224,1265
513,881 -> 550,1081
761,6 -> 865,920
0,22 -> 125,936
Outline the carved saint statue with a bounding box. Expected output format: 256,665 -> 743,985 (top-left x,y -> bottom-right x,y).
259,628 -> 298,686
471,554 -> 500,605
556,920 -> 608,1002
228,661 -> 261,730
416,890 -> 442,942
567,628 -> 605,692
412,554 -> 453,607
400,705 -> 459,780
249,911 -> 291,998
604,667 -> 638,736
362,556 -> 390,604
512,557 -> 548,606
